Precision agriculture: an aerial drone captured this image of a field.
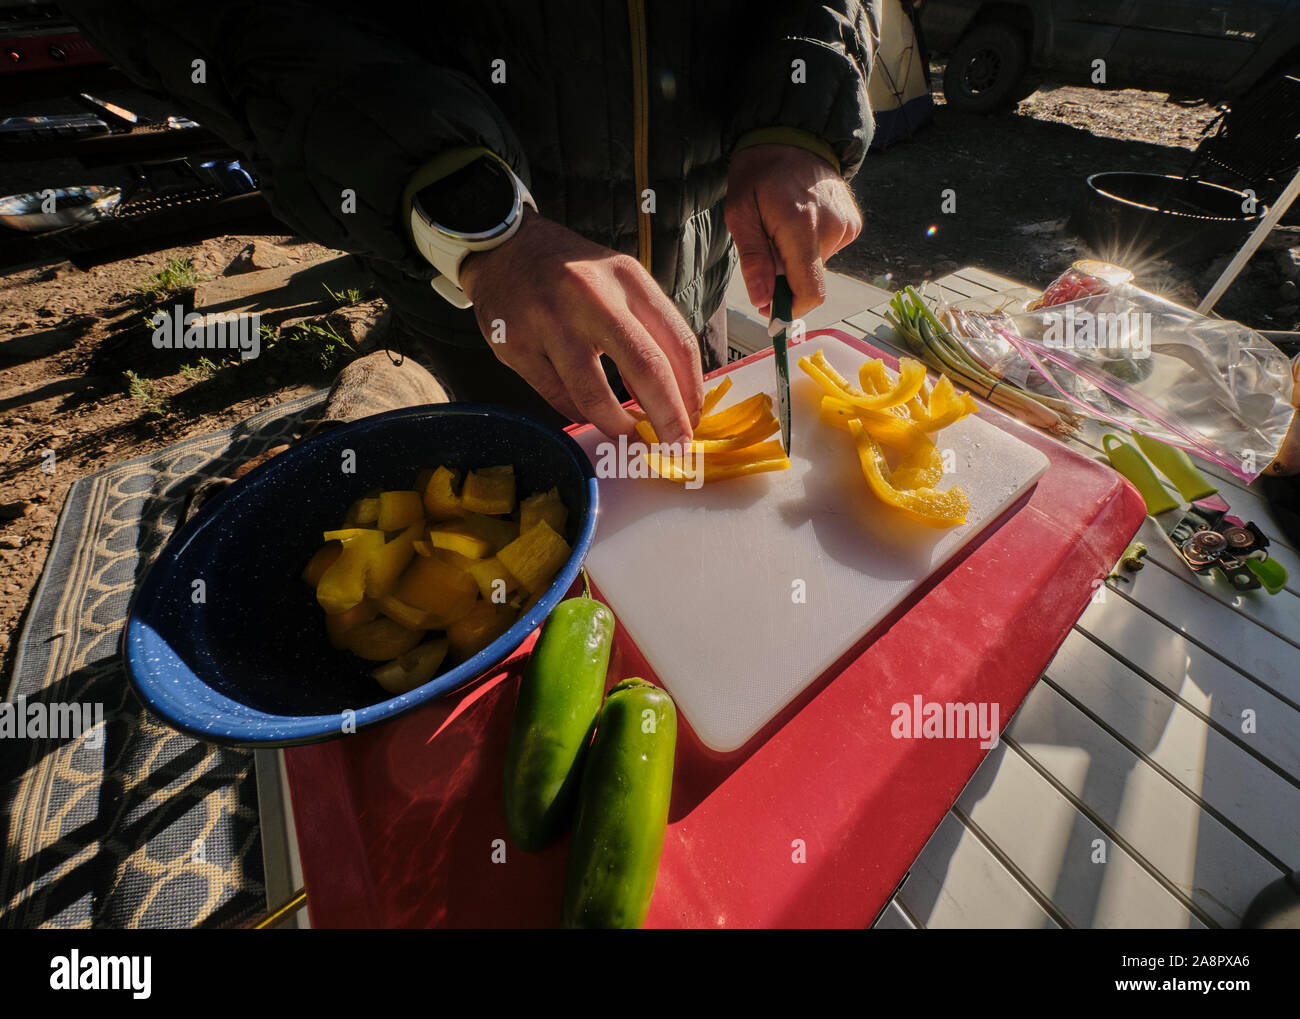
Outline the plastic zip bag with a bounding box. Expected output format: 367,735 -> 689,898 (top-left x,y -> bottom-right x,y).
937,283 -> 1296,482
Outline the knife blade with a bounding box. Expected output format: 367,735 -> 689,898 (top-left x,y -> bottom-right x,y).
769,274 -> 794,455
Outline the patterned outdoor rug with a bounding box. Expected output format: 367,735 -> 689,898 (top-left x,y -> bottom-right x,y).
1,390 -> 326,928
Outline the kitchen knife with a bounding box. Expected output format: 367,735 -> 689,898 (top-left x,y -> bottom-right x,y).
769,274 -> 793,454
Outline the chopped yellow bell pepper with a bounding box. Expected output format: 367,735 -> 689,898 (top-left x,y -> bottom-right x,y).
301,542 -> 342,586
465,556 -> 521,602
345,617 -> 426,661
429,513 -> 518,559
461,465 -> 516,515
393,553 -> 479,623
344,491 -> 381,526
377,490 -> 423,531
364,521 -> 423,599
372,638 -> 450,694
497,520 -> 571,594
324,598 -> 379,649
847,420 -> 969,527
519,487 -> 568,536
316,529 -> 385,614
421,466 -> 464,520
447,600 -> 516,661
376,593 -> 437,631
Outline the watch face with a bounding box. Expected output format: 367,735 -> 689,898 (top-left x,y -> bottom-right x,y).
415,155 -> 517,237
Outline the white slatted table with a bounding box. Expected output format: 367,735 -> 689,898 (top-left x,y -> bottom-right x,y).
810,267 -> 1298,929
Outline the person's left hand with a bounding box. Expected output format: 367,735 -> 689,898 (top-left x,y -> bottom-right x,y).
725,143 -> 863,320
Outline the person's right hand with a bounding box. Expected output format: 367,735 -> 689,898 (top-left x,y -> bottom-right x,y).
458,209 -> 703,447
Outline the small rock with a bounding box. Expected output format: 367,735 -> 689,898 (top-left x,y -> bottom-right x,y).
224,240 -> 297,276
0,535 -> 23,549
34,489 -> 50,500
36,307 -> 55,318
48,427 -> 68,438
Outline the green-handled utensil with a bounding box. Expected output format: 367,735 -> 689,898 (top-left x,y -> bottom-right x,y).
770,274 -> 793,455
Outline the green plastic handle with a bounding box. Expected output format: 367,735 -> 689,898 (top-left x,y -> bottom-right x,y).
1130,432 -> 1218,503
1103,434 -> 1180,515
1247,557 -> 1288,596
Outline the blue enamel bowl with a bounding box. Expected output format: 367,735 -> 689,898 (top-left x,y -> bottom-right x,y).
123,404 -> 599,747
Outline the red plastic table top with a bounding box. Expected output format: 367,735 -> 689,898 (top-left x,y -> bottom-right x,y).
284,332 -> 1147,928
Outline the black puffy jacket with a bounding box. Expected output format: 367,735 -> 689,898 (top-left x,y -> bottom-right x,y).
64,1 -> 876,350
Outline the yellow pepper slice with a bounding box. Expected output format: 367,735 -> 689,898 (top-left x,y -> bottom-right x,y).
301,542 -> 342,586
377,490 -> 424,531
497,520 -> 571,594
519,487 -> 568,535
819,396 -> 931,452
393,554 -> 479,621
693,392 -> 774,439
699,375 -> 733,416
846,420 -> 969,527
372,638 -> 450,694
428,513 -> 518,559
799,350 -> 928,411
461,465 -> 516,515
325,598 -> 379,649
448,601 -> 516,661
364,521 -> 423,599
644,440 -> 791,484
316,529 -> 385,614
421,466 -> 465,520
911,374 -> 980,431
634,413 -> 779,453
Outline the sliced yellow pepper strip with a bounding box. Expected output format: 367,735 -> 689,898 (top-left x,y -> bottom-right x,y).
693,391 -> 773,439
799,350 -> 928,411
911,374 -> 980,431
644,447 -> 790,484
635,413 -> 779,453
819,396 -> 931,452
700,375 -> 733,416
846,420 -> 969,527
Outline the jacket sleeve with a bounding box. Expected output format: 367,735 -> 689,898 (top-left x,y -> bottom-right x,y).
61,1 -> 528,279
726,0 -> 878,180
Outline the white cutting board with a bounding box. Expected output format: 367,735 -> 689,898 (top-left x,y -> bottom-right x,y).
576,333 -> 1050,752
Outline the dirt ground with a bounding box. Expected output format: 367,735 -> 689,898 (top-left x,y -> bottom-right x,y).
3,77 -> 1299,686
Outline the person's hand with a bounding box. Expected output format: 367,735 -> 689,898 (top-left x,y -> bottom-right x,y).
459,210 -> 702,446
725,143 -> 863,320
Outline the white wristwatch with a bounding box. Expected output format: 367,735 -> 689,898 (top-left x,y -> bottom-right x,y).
409,151 -> 536,308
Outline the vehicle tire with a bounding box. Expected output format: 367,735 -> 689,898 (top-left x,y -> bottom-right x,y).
942,23 -> 1028,113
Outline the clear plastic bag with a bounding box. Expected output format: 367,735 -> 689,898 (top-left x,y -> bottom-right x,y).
938,282 -> 1297,482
